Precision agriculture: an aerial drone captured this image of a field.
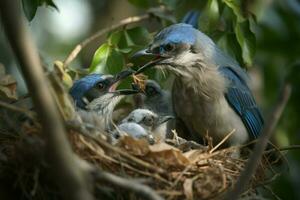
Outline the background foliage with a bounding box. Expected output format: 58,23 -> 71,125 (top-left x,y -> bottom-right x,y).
0,0 -> 299,199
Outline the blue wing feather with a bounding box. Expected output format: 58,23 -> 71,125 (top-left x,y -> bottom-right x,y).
219,67 -> 264,139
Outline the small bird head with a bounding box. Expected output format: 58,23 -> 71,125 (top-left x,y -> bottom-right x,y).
132,23 -> 227,75
69,69 -> 137,109
122,109 -> 173,131
132,80 -> 162,98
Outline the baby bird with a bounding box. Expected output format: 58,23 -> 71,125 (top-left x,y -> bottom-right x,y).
69,69 -> 137,131
134,80 -> 173,117
112,122 -> 155,144
117,109 -> 173,143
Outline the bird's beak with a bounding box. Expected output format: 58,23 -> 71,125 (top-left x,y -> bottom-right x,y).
132,48 -> 167,75
131,48 -> 157,59
113,68 -> 135,82
157,115 -> 174,125
110,69 -> 140,95
134,58 -> 163,75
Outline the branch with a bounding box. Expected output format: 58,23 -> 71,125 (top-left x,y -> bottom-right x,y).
225,83 -> 292,200
264,145 -> 300,154
93,169 -> 164,200
63,14 -> 150,68
0,1 -> 93,200
0,100 -> 35,118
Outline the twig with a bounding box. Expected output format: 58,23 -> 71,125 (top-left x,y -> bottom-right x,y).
63,14 -> 150,68
0,1 -> 93,200
264,145 -> 300,153
225,83 -> 292,200
67,121 -> 166,174
209,129 -> 236,153
93,169 -> 164,200
0,100 -> 36,119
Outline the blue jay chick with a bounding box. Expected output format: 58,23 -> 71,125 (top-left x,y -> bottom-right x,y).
133,23 -> 264,148
113,109 -> 173,143
132,80 -> 173,117
69,69 -> 138,131
112,122 -> 155,144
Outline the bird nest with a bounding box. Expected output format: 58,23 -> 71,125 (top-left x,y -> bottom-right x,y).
0,115 -> 280,200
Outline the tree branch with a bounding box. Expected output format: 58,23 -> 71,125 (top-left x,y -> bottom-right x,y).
0,1 -> 93,200
225,83 -> 292,200
93,169 -> 164,200
63,14 -> 150,68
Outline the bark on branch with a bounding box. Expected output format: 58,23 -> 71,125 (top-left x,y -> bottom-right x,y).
0,1 -> 93,200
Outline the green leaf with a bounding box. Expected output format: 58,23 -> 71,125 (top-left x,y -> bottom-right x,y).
128,0 -> 153,8
124,30 -> 135,47
108,30 -> 123,45
22,0 -> 58,21
160,0 -> 180,9
234,20 -> 256,66
44,0 -> 58,10
89,43 -> 124,74
126,27 -> 151,46
117,27 -> 151,49
118,48 -> 132,54
22,0 -> 39,21
217,33 -> 243,65
200,0 -> 220,33
222,0 -> 245,22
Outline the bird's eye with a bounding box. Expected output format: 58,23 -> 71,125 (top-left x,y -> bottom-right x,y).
98,83 -> 105,90
163,43 -> 175,52
143,116 -> 154,126
128,118 -> 133,122
146,87 -> 157,96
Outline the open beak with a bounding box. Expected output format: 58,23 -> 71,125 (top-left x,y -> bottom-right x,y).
110,69 -> 140,95
131,49 -> 158,59
132,48 -> 167,75
157,115 -> 174,125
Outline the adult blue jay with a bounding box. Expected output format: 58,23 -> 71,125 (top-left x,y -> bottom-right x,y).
69,69 -> 137,131
133,23 -> 264,147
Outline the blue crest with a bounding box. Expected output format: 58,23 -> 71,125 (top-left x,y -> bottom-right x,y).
69,74 -> 104,108
154,23 -> 197,45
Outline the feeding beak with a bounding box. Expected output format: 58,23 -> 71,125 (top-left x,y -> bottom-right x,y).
132,49 -> 167,75
157,115 -> 174,126
110,69 -> 140,95
131,48 -> 158,59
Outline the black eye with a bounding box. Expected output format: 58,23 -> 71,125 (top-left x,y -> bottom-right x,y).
98,83 -> 105,90
128,118 -> 133,122
146,87 -> 157,96
163,43 -> 175,52
143,116 -> 154,127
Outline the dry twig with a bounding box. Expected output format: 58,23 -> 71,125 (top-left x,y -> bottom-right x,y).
93,169 -> 164,200
0,1 -> 93,199
63,14 -> 150,68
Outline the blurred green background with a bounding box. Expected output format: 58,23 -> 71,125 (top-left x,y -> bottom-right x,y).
1,0 -> 300,199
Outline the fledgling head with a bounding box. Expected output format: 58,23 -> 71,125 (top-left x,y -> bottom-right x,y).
122,109 -> 173,131
70,74 -> 116,109
69,69 -> 137,110
132,80 -> 173,116
144,80 -> 163,98
112,122 -> 155,144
